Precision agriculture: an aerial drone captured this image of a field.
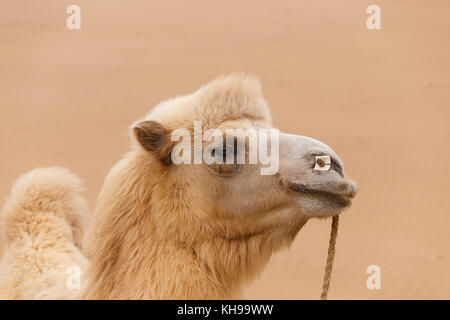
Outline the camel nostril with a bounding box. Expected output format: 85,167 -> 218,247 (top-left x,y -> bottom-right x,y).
317,158 -> 325,167
314,155 -> 331,171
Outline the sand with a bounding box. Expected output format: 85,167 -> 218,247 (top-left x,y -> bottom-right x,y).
1,0 -> 449,299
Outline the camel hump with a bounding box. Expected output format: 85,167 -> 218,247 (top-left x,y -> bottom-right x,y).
0,167 -> 89,249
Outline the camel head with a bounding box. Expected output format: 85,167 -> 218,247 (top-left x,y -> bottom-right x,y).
131,74 -> 356,243
84,74 -> 356,299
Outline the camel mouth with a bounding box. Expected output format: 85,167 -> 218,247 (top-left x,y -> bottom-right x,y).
287,182 -> 355,208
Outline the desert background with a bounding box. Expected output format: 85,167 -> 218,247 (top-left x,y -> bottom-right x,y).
1,0 -> 449,299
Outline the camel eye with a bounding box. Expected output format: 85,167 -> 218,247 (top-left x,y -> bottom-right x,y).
219,139 -> 238,161
314,155 -> 331,171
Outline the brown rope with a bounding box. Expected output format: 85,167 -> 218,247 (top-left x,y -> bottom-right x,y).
320,215 -> 339,300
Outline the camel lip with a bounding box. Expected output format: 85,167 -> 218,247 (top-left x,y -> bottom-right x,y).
287,182 -> 354,207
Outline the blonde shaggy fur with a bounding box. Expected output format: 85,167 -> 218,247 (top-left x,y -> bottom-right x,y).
0,168 -> 89,299
81,74 -> 300,299
0,74 -> 354,299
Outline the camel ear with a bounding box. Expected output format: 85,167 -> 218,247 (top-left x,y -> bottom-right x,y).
133,120 -> 172,165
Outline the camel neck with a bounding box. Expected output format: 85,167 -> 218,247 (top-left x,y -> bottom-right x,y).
81,152 -> 306,299
80,154 -> 244,299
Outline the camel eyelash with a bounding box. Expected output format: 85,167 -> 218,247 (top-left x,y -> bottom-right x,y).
314,155 -> 331,171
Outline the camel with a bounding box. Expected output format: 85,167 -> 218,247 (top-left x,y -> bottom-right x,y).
0,74 -> 356,299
